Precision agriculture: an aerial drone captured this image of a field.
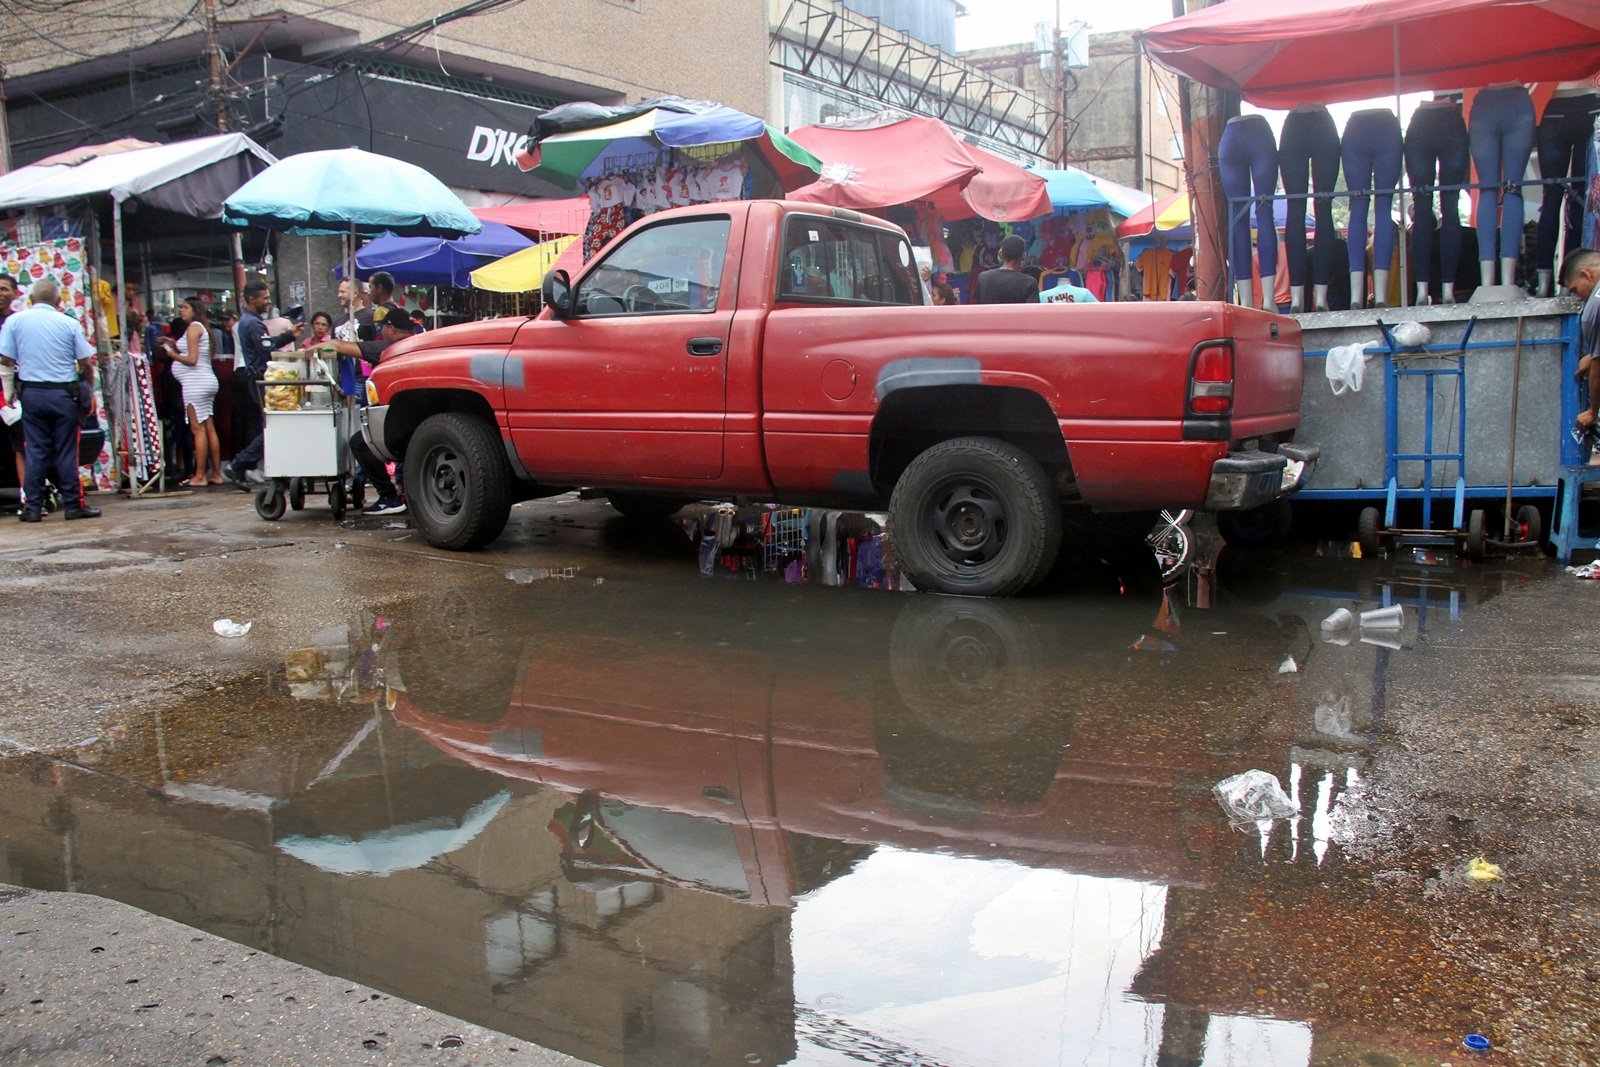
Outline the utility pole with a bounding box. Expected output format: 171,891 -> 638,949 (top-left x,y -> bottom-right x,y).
0,61 -> 12,174
1055,0 -> 1066,166
1173,0 -> 1228,301
203,0 -> 248,301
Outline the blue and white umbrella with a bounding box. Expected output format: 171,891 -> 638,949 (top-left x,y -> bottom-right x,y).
223,147 -> 480,238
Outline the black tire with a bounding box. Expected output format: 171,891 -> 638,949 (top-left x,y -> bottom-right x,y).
328,478 -> 346,522
605,490 -> 692,524
1357,506 -> 1381,555
405,413 -> 513,550
1514,504 -> 1543,546
1464,508 -> 1487,561
253,486 -> 286,521
888,436 -> 1062,597
1216,498 -> 1293,545
287,478 -> 307,511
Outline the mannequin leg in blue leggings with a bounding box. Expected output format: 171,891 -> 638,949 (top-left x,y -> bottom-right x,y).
1534,93 -> 1598,295
1280,106 -> 1341,312
1342,109 -> 1403,309
1405,101 -> 1469,305
1219,114 -> 1279,309
1469,84 -> 1535,288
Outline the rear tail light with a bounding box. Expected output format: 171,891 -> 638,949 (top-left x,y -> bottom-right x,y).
1190,341 -> 1234,415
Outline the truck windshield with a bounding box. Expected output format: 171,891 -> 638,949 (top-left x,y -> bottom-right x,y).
778,215 -> 924,306
575,216 -> 732,316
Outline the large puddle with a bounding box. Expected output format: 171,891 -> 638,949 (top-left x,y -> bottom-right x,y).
0,523 -> 1572,1066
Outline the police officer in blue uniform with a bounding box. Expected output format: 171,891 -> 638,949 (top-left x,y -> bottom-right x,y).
0,279 -> 100,522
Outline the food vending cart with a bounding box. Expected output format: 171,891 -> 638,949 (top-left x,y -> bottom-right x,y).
252,350 -> 362,521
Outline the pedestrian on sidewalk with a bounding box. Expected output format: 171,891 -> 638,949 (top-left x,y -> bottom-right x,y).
0,279 -> 101,521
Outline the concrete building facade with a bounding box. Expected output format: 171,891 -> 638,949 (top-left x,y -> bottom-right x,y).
962,30 -> 1184,199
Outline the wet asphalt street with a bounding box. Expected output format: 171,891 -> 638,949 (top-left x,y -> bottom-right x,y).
0,488 -> 1598,1067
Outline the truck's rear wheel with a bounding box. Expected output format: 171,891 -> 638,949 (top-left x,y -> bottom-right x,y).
888,436 -> 1061,597
405,413 -> 512,550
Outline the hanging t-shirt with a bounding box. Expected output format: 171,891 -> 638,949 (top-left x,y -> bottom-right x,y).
1082,266 -> 1110,302
588,173 -> 635,213
697,160 -> 748,202
1135,246 -> 1175,301
1169,247 -> 1194,299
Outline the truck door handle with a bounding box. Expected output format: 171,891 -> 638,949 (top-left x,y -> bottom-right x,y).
686,337 -> 724,357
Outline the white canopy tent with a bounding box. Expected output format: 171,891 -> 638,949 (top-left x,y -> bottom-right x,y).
0,133 -> 277,494
0,132 -> 278,340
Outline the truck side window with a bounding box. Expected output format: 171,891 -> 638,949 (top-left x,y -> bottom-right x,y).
778,216 -> 923,306
575,216 -> 732,316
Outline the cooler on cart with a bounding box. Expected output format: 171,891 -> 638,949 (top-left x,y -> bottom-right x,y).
253,349 -> 364,521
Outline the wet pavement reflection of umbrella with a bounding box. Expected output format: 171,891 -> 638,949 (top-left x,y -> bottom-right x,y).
223,147 -> 480,237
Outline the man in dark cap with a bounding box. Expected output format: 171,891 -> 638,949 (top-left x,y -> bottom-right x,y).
328,303 -> 415,516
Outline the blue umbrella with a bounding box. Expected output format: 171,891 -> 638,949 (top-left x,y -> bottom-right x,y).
1033,168 -> 1112,213
222,147 -> 480,237
351,221 -> 533,288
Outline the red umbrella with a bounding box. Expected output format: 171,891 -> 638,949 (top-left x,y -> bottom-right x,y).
1137,0 -> 1600,109
787,114 -> 1051,223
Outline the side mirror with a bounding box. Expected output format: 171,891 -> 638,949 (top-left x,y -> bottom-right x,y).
542,270 -> 573,319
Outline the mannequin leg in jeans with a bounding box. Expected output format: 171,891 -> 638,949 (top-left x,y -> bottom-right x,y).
1535,94 -> 1598,295
1219,114 -> 1279,309
1280,107 -> 1340,312
1405,103 -> 1469,305
1469,84 -> 1536,287
1343,110 -> 1404,309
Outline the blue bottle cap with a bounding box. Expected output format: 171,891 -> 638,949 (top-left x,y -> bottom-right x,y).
1463,1034 -> 1491,1053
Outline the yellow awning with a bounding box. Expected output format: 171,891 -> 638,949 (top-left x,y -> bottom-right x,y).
469,235 -> 579,293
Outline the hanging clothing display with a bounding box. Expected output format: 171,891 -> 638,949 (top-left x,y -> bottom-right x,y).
1405,100 -> 1471,303
1341,108 -> 1404,307
1468,84 -> 1535,277
1536,89 -> 1600,282
1219,114 -> 1280,301
1279,105 -> 1341,301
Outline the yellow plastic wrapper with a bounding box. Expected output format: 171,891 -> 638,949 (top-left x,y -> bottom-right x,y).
1465,856 -> 1503,881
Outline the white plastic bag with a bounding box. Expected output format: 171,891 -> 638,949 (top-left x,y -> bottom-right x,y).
1391,320 -> 1432,347
1213,769 -> 1298,824
1325,341 -> 1378,395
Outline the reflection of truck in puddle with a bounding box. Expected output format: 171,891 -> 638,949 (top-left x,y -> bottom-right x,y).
387,583 -> 1312,905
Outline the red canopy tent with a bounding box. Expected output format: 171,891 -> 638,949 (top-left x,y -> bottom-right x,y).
786,114 -> 1052,223
1137,0 -> 1600,109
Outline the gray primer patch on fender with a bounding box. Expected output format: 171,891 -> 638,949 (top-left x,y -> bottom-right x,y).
876,357 -> 981,397
469,353 -> 516,388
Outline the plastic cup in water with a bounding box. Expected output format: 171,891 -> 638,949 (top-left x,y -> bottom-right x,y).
1320,608 -> 1355,632
1359,604 -> 1404,629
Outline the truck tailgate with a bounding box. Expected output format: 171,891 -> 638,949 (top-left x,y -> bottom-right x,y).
1222,305 -> 1304,440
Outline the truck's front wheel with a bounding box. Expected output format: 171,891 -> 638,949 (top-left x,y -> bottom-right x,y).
405,413 -> 512,550
889,436 -> 1061,597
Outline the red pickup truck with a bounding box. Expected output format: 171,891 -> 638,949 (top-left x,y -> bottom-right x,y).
363,200 -> 1316,596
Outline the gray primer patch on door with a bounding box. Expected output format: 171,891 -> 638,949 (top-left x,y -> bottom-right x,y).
876,357 -> 981,397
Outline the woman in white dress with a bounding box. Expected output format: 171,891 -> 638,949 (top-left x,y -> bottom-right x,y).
162,297 -> 221,488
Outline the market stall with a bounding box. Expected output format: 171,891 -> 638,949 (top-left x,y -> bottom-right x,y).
223,147 -> 480,522
0,133 -> 277,497
515,96 -> 822,263
1137,0 -> 1599,553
